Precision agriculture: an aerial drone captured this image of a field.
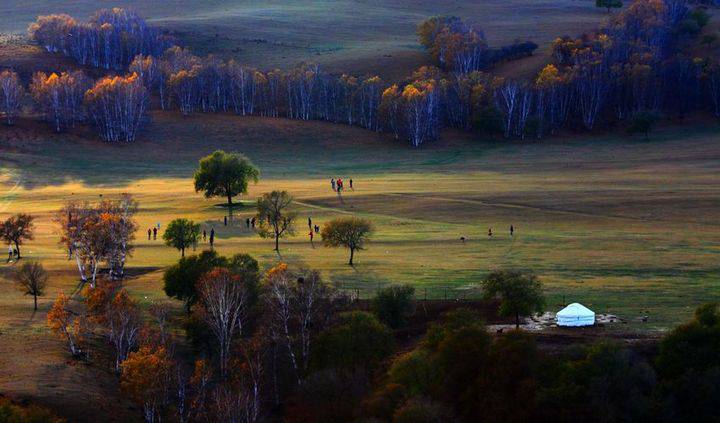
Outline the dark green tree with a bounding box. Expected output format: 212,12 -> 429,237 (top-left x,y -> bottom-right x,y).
193,150 -> 259,206
163,250 -> 226,312
372,284 -> 416,328
481,270 -> 545,328
162,218 -> 201,257
311,311 -> 395,376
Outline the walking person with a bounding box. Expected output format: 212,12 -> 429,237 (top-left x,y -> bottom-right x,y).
349,178 -> 353,190
314,224 -> 320,234
210,227 -> 215,248
251,217 -> 256,228
148,228 -> 152,240
308,217 -> 312,230
246,218 -> 250,229
510,225 -> 514,236
309,229 -> 314,247
331,178 -> 336,191
203,229 -> 207,242
7,245 -> 12,263
153,227 -> 158,240
224,216 -> 227,226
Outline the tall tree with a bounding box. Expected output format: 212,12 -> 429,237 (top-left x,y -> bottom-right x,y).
163,250 -> 227,312
2,213 -> 35,259
195,267 -> 249,377
321,217 -> 374,265
14,261 -> 48,311
481,270 -> 545,328
163,218 -> 200,257
256,191 -> 296,251
0,70 -> 24,125
194,150 -> 260,207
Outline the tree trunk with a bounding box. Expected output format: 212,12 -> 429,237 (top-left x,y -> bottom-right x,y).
227,193 -> 233,206
274,233 -> 280,251
349,248 -> 355,266
515,311 -> 520,329
33,293 -> 37,311
181,246 -> 185,257
14,241 -> 20,259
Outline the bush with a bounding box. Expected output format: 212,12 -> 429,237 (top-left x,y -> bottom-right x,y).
372,284 -> 416,328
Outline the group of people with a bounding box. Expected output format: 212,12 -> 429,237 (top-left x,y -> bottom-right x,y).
461,225 -> 515,243
308,217 -> 320,243
330,177 -> 353,192
6,246 -> 18,262
202,227 -> 216,247
146,226 -> 159,240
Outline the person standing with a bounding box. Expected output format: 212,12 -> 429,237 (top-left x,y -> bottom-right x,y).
203,229 -> 207,242
251,217 -> 256,228
308,217 -> 312,229
309,229 -> 314,246
148,228 -> 152,240
224,216 -> 227,226
510,225 -> 514,236
331,178 -> 336,191
210,227 -> 215,248
7,245 -> 12,262
349,178 -> 353,190
246,218 -> 251,229
153,227 -> 158,240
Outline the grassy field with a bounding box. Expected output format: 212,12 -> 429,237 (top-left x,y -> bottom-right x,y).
1,112 -> 719,326
1,111 -> 720,420
0,0 -> 607,79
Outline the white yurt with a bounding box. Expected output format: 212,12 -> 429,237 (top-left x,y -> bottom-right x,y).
556,303 -> 595,327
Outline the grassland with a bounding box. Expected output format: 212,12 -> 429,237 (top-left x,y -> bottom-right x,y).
1,112 -> 719,327
1,107 -> 719,422
0,0 -> 607,79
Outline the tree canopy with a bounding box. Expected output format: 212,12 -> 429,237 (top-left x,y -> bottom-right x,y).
2,213 -> 35,259
321,217 -> 373,265
162,218 -> 201,257
194,150 -> 259,206
257,190 -> 296,251
481,270 -> 545,328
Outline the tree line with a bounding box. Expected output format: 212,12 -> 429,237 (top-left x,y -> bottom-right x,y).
6,1 -> 720,147
28,8 -> 172,70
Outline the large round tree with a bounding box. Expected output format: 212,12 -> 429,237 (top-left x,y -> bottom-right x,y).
194,150 -> 260,206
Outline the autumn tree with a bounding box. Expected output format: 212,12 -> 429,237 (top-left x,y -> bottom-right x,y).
257,191 -> 296,251
85,73 -> 149,142
0,70 -> 24,125
194,150 -> 260,207
121,345 -> 174,422
14,261 -> 48,311
163,218 -> 201,257
2,213 -> 35,259
30,71 -> 88,132
195,268 -> 250,377
321,217 -> 374,266
481,270 -> 545,328
47,292 -> 85,357
262,263 -> 345,383
106,290 -> 142,371
55,196 -> 137,287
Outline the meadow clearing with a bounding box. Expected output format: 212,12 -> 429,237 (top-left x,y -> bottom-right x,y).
1,112 -> 719,330
0,0 -> 607,79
